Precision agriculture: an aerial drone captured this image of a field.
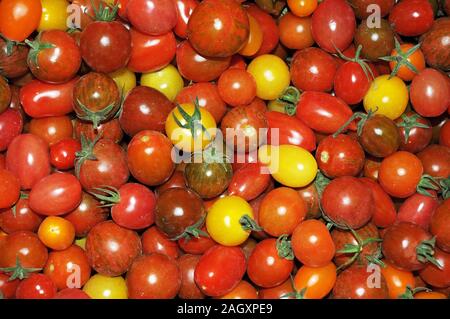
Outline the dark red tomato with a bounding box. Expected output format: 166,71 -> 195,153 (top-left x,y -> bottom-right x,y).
389,0 -> 434,37
20,78 -> 76,118
0,37 -> 29,79
127,29 -> 176,73
74,118 -> 123,144
360,178 -> 396,228
6,134 -> 50,190
71,0 -> 102,30
354,19 -> 395,61
0,272 -> 19,299
0,197 -> 42,234
347,0 -> 394,19
291,47 -> 337,92
54,288 -> 90,299
382,222 -> 436,271
440,120 -> 450,147
259,279 -> 294,299
0,169 -> 20,209
316,134 -> 365,178
221,104 -> 267,153
194,245 -> 246,297
178,254 -> 204,299
218,68 -> 256,107
142,226 -> 179,259
334,58 -> 373,105
417,144 -> 450,179
187,0 -> 249,58
311,0 -> 356,53
228,162 -> 271,201
0,231 -> 48,269
296,183 -> 321,219
379,151 -> 424,198
44,245 -> 91,290
360,115 -> 401,158
431,199 -> 450,253
246,3 -> 279,56
321,176 -> 374,229
175,82 -> 227,123
155,170 -> 187,196
0,109 -> 23,152
420,18 -> 450,71
396,112 -> 432,153
176,41 -> 231,83
397,192 -> 439,231
410,68 -> 449,117
15,274 -> 56,299
279,13 -> 313,50
174,0 -> 198,39
127,0 -> 177,36
185,160 -> 232,199
50,138 -> 81,170
332,265 -> 389,299
178,227 -> 216,254
120,86 -> 173,136
155,187 -> 205,239
108,183 -> 156,230
77,138 -> 129,191
247,238 -> 293,288
27,30 -> 81,83
295,92 -> 355,135
29,173 -> 82,216
127,130 -> 175,186
0,77 -> 10,114
29,116 -> 73,146
80,17 -> 131,73
127,253 -> 181,299
86,221 -> 142,276
419,249 -> 450,288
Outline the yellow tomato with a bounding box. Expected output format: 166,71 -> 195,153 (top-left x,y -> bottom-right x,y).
206,196 -> 256,246
258,144 -> 317,188
363,75 -> 409,120
38,0 -> 70,31
83,274 -> 128,299
165,103 -> 216,152
141,64 -> 184,102
247,54 -> 290,101
109,68 -> 136,96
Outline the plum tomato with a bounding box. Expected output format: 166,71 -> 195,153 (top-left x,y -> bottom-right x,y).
29,116 -> 73,147
228,162 -> 271,201
381,262 -> 415,299
0,0 -> 42,42
360,178 -> 396,228
389,0 -> 434,37
397,192 -> 439,230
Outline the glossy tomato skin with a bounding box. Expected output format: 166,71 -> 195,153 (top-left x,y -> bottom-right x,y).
0,38 -> 29,78
74,118 -> 123,144
316,134 -> 365,178
0,272 -> 19,299
321,177 -> 374,229
141,226 -> 179,259
0,169 -> 20,209
417,145 -> 450,178
187,0 -> 249,58
127,0 -> 177,36
290,47 -> 337,92
20,78 -> 76,118
174,0 -> 198,38
86,221 -> 142,276
360,115 -> 401,158
311,0 -> 356,53
0,78 -> 11,114
397,192 -> 439,231
228,162 -> 271,201
29,116 -> 73,146
127,130 -> 175,186
389,0 -> 434,37
419,249 -> 450,288
0,197 -> 42,234
439,120 -> 450,147
194,245 -> 246,297
0,109 -> 23,152
293,263 -> 337,299
15,274 -> 56,299
178,227 -> 216,255
348,0 -> 394,19
0,231 -> 48,269
259,279 -> 294,299
354,19 -> 395,61
217,68 -> 256,107
155,171 -> 187,196
360,178 -> 396,228
185,161 -> 233,199
177,254 -> 204,299
334,60 -> 372,105
279,13 -> 314,51
431,199 -> 450,253
296,183 -> 321,219
6,134 -> 50,190
127,254 -> 181,299
50,138 -> 81,170
396,112 -> 432,153
246,4 -> 279,56
420,18 -> 450,71
0,0 -> 42,42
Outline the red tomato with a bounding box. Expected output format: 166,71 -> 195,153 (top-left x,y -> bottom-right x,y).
50,138 -> 81,170
178,228 -> 216,255
431,199 -> 450,253
142,226 -> 179,259
0,169 -> 20,209
360,178 -> 396,228
28,116 -> 73,146
15,273 -> 56,299
127,0 -> 177,36
0,272 -> 20,299
439,120 -> 450,147
417,144 -> 450,179
177,254 -> 204,299
246,4 -> 279,56
397,192 -> 439,230
279,13 -> 314,50
0,109 -> 23,152
218,68 -> 256,107
227,162 -> 271,201
0,196 -> 42,234
0,0 -> 42,42
174,0 -> 199,39
389,0 -> 434,37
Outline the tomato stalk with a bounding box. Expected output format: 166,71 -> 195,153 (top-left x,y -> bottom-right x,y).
0,257 -> 41,281
74,133 -> 102,178
24,34 -> 55,66
332,109 -> 375,138
10,192 -> 29,218
240,214 -> 263,232
171,216 -> 209,241
89,186 -> 121,207
380,38 -> 421,79
0,33 -> 25,56
416,174 -> 441,197
75,98 -> 118,129
396,112 -> 430,143
173,98 -> 211,140
416,237 -> 443,269
276,234 -> 294,260
276,86 -> 301,116
90,0 -> 119,22
399,286 -> 431,299
334,44 -> 375,82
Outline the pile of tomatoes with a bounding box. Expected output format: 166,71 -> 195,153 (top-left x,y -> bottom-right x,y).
0,0 -> 449,300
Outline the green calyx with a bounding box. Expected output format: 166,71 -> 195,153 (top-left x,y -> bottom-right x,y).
332,109 -> 375,138
334,44 -> 375,82
276,234 -> 294,260
439,177 -> 450,200
399,286 -> 431,299
89,186 -> 120,207
314,170 -> 331,198
0,33 -> 24,57
380,38 -> 421,79
76,98 -> 117,129
276,86 -> 301,116
0,257 -> 41,281
416,174 -> 440,197
173,98 -> 211,141
24,34 -> 56,67
396,113 -> 430,144
281,287 -> 307,299
74,133 -> 101,178
240,214 -> 263,232
171,216 -> 209,242
90,0 -> 119,22
416,237 -> 443,269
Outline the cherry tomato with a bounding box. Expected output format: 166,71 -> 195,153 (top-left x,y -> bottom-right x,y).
38,0 -> 69,31
0,0 -> 42,42
141,226 -> 179,259
228,162 -> 271,201
431,199 -> 450,253
360,178 -> 396,228
419,248 -> 450,288
38,216 -> 75,251
109,68 -> 136,96
83,274 -> 128,299
177,254 -> 204,299
389,0 -> 434,37
174,0 -> 198,39
74,118 -> 123,144
28,116 -> 73,146
396,112 -> 433,153
127,0 -> 177,36
0,169 -> 20,209
141,65 -> 184,102
0,196 -> 42,234
381,262 -> 415,299
293,263 -> 337,299
288,0 -> 318,17
417,144 -> 450,178
239,15 -> 263,57
386,43 -> 425,82
0,109 -> 23,152
397,192 -> 439,230
218,68 -> 256,107
50,138 -> 81,170
15,273 -> 56,299
354,18 -> 395,61
219,280 -> 258,299
0,272 -> 20,299
246,4 -> 279,56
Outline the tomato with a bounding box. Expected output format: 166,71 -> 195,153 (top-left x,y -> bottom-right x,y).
29,116 -> 73,146
360,178 -> 396,228
384,42 -> 425,82
178,254 -> 204,299
50,138 -> 81,170
85,221 -> 142,276
178,227 -> 216,255
311,0 -> 355,53
0,109 -> 23,152
142,226 -> 179,259
127,29 -> 176,73
440,120 -> 450,148
37,216 -> 75,251
0,38 -> 29,79
0,272 -> 20,299
363,75 -> 408,120
239,15 -> 263,57
389,0 -> 434,37
0,0 -> 42,42
54,288 -> 91,299
381,262 -> 415,299
414,291 -> 447,299
259,279 -> 294,299
417,145 -> 450,179
396,112 -> 432,153
109,68 -> 136,96
44,245 -> 91,290
126,254 -> 181,299
120,86 -> 173,136
397,192 -> 439,231
15,273 -> 56,299
194,245 -> 246,297
258,144 -> 317,188
347,0 -> 394,19
420,18 -> 450,71
0,77 -> 11,114
141,65 -> 184,102
0,169 -> 20,209
288,0 -> 318,17
0,196 -> 42,234
227,163 -> 270,202
359,114 -> 400,158
155,171 -> 187,196
218,69 -> 256,107
219,280 -> 258,299
83,274 -> 128,299
38,0 -> 69,31
296,183 -> 321,219
378,151 -> 424,198
419,248 -> 450,288
74,119 -> 119,145
6,134 -> 50,190
246,4 -> 279,56
247,54 -> 290,101
354,18 -> 395,62
127,0 -> 177,36
431,199 -> 450,253
293,263 -> 337,299
321,176 -> 374,229
20,78 -> 77,118
410,68 -> 449,117
174,0 -> 198,39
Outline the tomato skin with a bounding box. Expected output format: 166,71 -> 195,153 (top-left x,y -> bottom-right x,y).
279,13 -> 314,51
360,115 -> 401,158
0,272 -> 20,299
239,15 -> 263,57
219,280 -> 258,299
54,288 -> 91,299
354,18 -> 395,62
439,120 -> 450,148
334,60 -> 372,105
431,199 -> 450,253
127,0 -> 177,36
218,69 -> 256,107
142,226 -> 179,259
396,112 -> 432,154
0,0 -> 42,42
228,162 -> 271,201
419,248 -> 450,288
0,197 -> 42,234
177,254 -> 204,299
16,274 -> 56,299
388,43 -> 425,82
420,18 -> 450,72
294,263 -> 337,299
74,119 -> 123,144
38,0 -> 69,32
0,38 -> 29,79
347,0 -> 394,19
0,169 -> 20,209
0,231 -> 48,269
389,0 -> 434,37
141,64 -> 184,102
6,134 -> 50,190
414,291 -> 447,299
38,216 -> 75,251
259,278 -> 294,299
50,138 -> 81,170
83,274 -> 128,299
174,0 -> 198,38
397,192 -> 439,231
0,109 -> 23,152
381,262 -> 415,299
268,112 -> 315,151
178,228 -> 216,255
246,4 -> 279,56
29,116 -> 73,146
20,78 -> 76,118
417,145 -> 450,179
360,178 -> 396,228
194,245 -> 246,297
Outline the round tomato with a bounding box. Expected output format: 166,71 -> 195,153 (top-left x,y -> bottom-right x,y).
50,138 -> 81,170
127,0 -> 177,36
218,68 -> 256,107
15,273 -> 56,299
141,64 -> 184,102
109,68 -> 136,96
0,0 -> 42,41
381,262 -> 415,299
38,216 -> 75,251
83,274 -> 128,299
142,226 -> 179,259
29,116 -> 73,146
38,0 -> 69,31
293,263 -> 337,299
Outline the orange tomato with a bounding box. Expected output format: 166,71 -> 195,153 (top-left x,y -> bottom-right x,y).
239,15 -> 263,56
414,291 -> 447,299
38,216 -> 75,251
287,0 -> 318,17
381,262 -> 416,299
293,263 -> 337,299
279,13 -> 314,50
0,0 -> 42,41
218,280 -> 258,299
387,43 -> 425,81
